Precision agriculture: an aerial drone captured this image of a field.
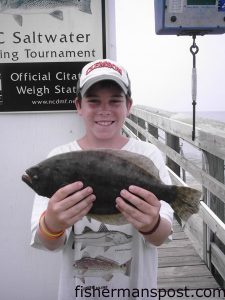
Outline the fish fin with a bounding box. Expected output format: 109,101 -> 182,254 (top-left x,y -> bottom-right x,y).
80,243 -> 86,251
82,226 -> 93,234
124,258 -> 132,277
79,269 -> 88,276
50,10 -> 63,21
82,251 -> 90,258
13,15 -> 23,26
102,274 -> 113,282
98,223 -> 109,232
95,255 -> 116,263
86,215 -> 92,223
171,186 -> 202,221
104,246 -> 110,252
79,277 -> 85,284
78,0 -> 92,14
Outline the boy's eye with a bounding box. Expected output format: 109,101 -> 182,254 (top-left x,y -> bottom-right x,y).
87,99 -> 100,104
111,98 -> 123,102
110,98 -> 124,104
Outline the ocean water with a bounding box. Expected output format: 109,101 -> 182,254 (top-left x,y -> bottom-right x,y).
178,111 -> 225,188
197,111 -> 225,123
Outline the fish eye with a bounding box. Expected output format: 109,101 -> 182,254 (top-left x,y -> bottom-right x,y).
33,174 -> 39,180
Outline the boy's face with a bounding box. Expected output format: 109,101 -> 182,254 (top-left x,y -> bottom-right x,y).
75,82 -> 132,143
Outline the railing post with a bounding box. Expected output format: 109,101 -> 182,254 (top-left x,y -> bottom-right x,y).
202,151 -> 225,286
165,133 -> 180,176
137,117 -> 146,141
148,124 -> 158,139
127,114 -> 138,136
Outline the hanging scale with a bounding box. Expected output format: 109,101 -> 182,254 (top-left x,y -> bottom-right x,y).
190,35 -> 199,141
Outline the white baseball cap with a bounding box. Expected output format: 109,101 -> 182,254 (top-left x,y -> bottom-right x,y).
77,59 -> 131,97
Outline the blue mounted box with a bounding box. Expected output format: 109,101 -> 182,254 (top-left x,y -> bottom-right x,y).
154,0 -> 225,35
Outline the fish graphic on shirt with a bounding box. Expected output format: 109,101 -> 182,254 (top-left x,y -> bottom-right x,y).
0,0 -> 92,26
73,224 -> 132,251
73,252 -> 132,284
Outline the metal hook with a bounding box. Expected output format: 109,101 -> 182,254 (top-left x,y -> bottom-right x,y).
190,35 -> 199,68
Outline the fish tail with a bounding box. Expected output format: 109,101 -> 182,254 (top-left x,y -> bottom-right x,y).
124,258 -> 132,277
171,186 -> 202,221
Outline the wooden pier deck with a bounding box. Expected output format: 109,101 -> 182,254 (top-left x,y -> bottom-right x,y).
157,219 -> 223,300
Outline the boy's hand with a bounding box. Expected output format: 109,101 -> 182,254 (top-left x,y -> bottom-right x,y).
44,181 -> 96,233
116,185 -> 161,233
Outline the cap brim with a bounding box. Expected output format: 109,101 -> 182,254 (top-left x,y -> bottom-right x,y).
80,75 -> 128,97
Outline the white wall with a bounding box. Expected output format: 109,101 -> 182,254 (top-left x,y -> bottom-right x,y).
0,112 -> 85,300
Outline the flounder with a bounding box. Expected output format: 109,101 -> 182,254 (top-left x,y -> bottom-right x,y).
22,149 -> 201,223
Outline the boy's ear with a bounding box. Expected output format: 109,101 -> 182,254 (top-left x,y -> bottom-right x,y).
75,97 -> 82,115
126,97 -> 133,116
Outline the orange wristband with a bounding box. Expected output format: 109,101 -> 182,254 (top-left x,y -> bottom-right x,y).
39,211 -> 65,240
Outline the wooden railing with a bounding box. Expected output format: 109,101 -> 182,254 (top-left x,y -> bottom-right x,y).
123,105 -> 225,287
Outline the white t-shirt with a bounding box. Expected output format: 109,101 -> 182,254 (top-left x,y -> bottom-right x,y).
31,138 -> 174,300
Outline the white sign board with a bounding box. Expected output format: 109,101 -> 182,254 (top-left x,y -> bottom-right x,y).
0,0 -> 106,112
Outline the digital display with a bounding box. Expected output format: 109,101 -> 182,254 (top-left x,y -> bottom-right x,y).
187,0 -> 216,4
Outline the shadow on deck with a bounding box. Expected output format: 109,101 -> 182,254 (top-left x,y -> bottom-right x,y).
157,219 -> 224,300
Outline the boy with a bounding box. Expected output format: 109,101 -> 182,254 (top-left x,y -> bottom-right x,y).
31,59 -> 173,300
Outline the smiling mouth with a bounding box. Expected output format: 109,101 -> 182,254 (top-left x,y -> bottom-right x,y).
95,121 -> 115,126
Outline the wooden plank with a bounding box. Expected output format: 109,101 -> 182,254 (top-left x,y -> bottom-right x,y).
158,265 -> 211,279
172,231 -> 187,240
184,213 -> 204,260
159,239 -> 192,249
211,242 -> 225,280
158,246 -> 197,258
200,202 -> 225,245
172,223 -> 184,232
159,255 -> 204,268
172,225 -> 183,233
